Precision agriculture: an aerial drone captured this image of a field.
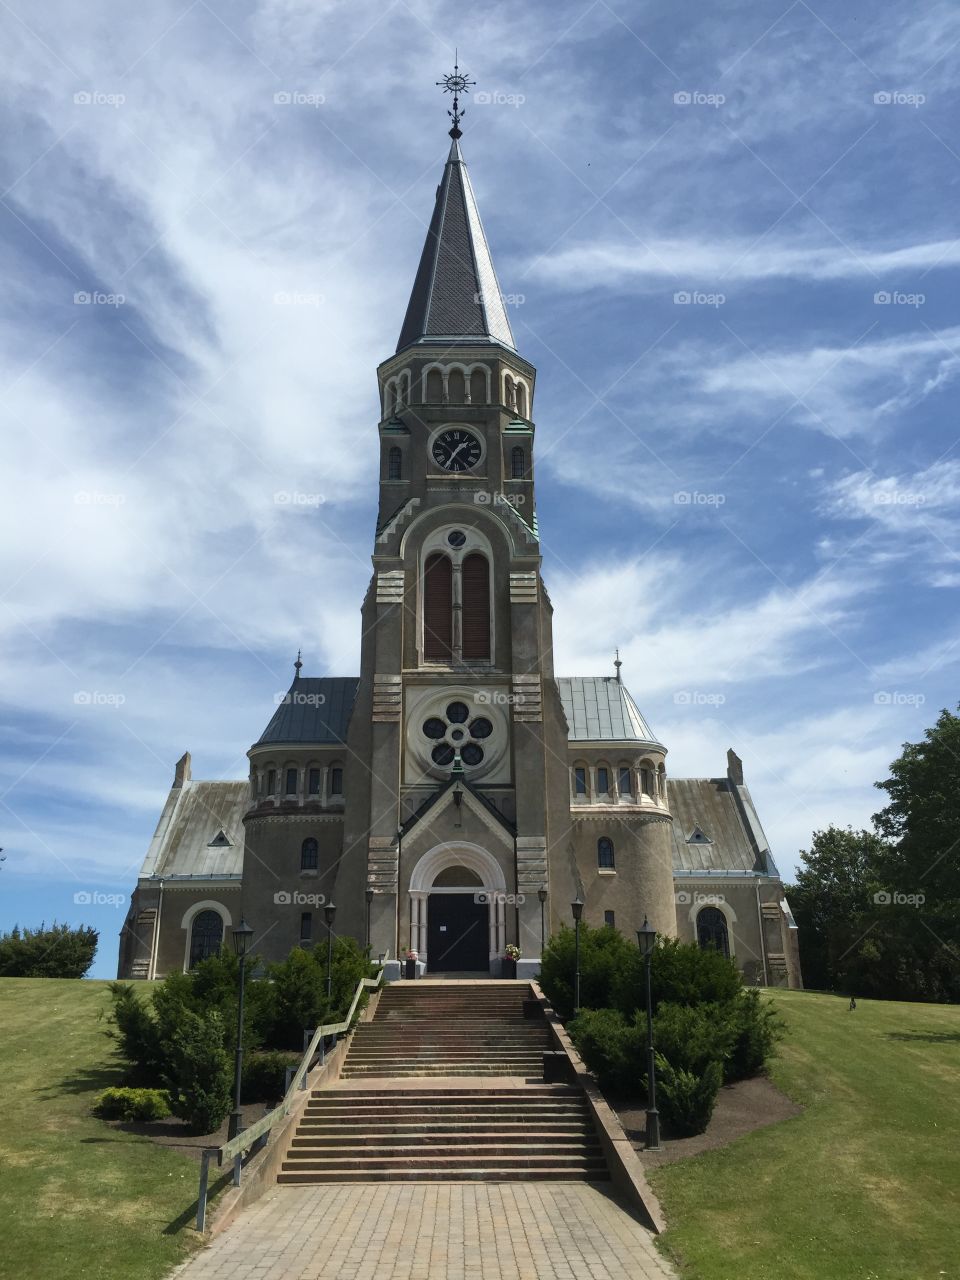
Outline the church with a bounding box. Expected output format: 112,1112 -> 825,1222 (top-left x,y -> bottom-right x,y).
118,98 -> 802,991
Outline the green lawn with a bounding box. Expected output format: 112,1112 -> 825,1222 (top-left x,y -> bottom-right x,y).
651,988 -> 960,1280
0,978 -> 202,1280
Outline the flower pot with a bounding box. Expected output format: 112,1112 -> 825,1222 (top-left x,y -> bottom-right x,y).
502,957 -> 517,979
404,959 -> 417,980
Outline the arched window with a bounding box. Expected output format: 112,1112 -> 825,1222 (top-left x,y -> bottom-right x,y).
697,907 -> 729,957
618,765 -> 632,797
301,837 -> 319,871
388,446 -> 402,480
515,383 -> 527,417
469,369 -> 486,404
426,369 -> 443,403
640,765 -> 653,796
461,552 -> 491,660
307,768 -> 320,795
596,765 -> 610,795
597,837 -> 615,869
330,767 -> 343,795
189,910 -> 223,968
573,766 -> 587,796
423,552 -> 453,659
285,767 -> 298,795
447,368 -> 465,403
511,446 -> 525,479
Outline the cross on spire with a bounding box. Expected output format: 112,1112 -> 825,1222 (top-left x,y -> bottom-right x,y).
294,649 -> 303,678
436,51 -> 475,139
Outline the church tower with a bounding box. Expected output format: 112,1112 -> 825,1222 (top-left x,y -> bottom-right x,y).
340,116 -> 574,973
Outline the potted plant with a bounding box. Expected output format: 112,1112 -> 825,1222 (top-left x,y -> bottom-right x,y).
404,949 -> 418,980
502,944 -> 521,978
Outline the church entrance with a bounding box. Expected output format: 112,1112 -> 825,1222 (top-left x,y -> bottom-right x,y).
426,893 -> 488,972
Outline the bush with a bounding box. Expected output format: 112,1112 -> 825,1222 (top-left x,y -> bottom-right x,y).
540,924 -> 639,1020
652,1001 -> 734,1076
265,937 -> 375,1049
654,1054 -> 722,1137
107,982 -> 167,1084
0,922 -> 98,978
724,988 -> 783,1082
241,1050 -> 301,1104
568,1009 -> 644,1093
166,1009 -> 233,1134
94,1087 -> 171,1122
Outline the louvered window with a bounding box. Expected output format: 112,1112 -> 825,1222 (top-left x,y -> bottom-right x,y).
461,553 -> 491,659
423,553 -> 453,659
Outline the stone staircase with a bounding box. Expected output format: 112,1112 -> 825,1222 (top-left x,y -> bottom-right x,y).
277,981 -> 608,1184
340,981 -> 549,1078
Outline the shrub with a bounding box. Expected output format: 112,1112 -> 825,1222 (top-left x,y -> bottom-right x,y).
166,1009 -> 233,1134
94,1087 -> 171,1122
265,937 -> 375,1049
241,1050 -> 301,1104
568,1009 -> 643,1093
540,924 -> 639,1020
0,922 -> 98,978
654,1053 -> 722,1137
107,982 -> 167,1085
724,988 -> 783,1082
652,1001 -> 734,1076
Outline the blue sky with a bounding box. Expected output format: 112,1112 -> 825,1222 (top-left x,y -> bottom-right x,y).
2,0 -> 958,977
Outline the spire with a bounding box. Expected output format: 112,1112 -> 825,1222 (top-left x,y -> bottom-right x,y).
396,67 -> 516,353
293,649 -> 303,679
614,649 -> 622,684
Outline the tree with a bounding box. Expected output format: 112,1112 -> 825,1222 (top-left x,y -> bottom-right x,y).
0,922 -> 98,977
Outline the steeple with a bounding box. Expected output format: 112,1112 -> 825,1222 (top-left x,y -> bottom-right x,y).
396,124 -> 515,351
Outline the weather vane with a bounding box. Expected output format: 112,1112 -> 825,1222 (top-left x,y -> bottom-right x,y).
436,50 -> 475,139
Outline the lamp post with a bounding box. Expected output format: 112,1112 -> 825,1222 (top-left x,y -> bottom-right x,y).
365,887 -> 374,950
538,885 -> 547,953
636,916 -> 661,1151
571,897 -> 584,1014
324,902 -> 337,1001
227,918 -> 254,1142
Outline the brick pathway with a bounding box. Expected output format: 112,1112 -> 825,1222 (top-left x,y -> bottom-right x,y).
175,1182 -> 677,1280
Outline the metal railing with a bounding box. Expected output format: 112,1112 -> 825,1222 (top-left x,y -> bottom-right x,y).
196,968 -> 384,1230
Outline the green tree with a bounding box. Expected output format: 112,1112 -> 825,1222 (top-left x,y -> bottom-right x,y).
0,922 -> 98,977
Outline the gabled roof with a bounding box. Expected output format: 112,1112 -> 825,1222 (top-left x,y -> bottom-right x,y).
256,676 -> 358,746
401,773 -> 516,840
668,776 -> 779,875
141,780 -> 247,879
396,139 -> 516,353
557,677 -> 662,746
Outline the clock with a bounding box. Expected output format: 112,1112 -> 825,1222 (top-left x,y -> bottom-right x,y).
431,428 -> 483,472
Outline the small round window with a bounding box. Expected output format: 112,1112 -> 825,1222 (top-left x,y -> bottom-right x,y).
446,701 -> 469,723
447,530 -> 467,548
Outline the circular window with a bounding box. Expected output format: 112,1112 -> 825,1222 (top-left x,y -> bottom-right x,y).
447,530 -> 467,548
431,743 -> 455,766
447,701 -> 469,723
423,717 -> 447,739
414,697 -> 500,775
461,743 -> 484,766
450,728 -> 465,741
470,717 -> 493,739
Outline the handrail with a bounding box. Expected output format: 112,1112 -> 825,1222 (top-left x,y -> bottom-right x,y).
196,968 -> 384,1229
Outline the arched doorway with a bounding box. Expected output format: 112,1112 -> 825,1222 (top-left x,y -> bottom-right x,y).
408,842 -> 508,973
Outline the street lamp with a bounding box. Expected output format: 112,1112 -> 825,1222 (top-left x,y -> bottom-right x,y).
538,885 -> 548,952
571,897 -> 584,1014
365,887 -> 374,950
324,902 -> 337,1001
636,917 -> 661,1151
227,918 -> 254,1142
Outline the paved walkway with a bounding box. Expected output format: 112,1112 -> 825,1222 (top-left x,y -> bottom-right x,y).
175,1182 -> 677,1280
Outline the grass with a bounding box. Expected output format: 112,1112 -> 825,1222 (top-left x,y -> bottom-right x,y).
651,988 -> 960,1280
0,978 -> 203,1280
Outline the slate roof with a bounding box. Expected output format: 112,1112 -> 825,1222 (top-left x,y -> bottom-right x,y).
668,776 -> 780,876
556,677 -> 662,746
396,139 -> 516,352
141,780 -> 247,879
256,677 -> 358,746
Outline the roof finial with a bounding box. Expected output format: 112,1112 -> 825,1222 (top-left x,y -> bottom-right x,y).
614,648 -> 622,684
437,50 -> 475,139
294,649 -> 303,679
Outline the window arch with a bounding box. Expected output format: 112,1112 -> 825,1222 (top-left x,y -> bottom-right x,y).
388,446 -> 402,480
426,369 -> 443,403
572,764 -> 588,797
301,837 -> 319,871
447,368 -> 465,403
423,552 -> 453,659
697,907 -> 729,957
617,764 -> 633,798
469,368 -> 486,404
515,383 -> 527,417
330,766 -> 343,795
596,763 -> 611,796
640,763 -> 654,796
189,910 -> 224,968
511,446 -> 526,479
461,552 -> 491,660
597,837 -> 615,869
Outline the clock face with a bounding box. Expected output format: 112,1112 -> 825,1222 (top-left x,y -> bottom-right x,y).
431,428 -> 482,472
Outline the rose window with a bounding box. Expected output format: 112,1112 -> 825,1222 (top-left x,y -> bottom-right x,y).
422,701 -> 494,769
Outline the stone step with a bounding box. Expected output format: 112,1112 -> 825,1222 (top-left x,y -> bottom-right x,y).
285,1143 -> 601,1162
277,1166 -> 609,1185
339,1067 -> 545,1078
281,1151 -> 606,1171
291,1129 -> 596,1146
